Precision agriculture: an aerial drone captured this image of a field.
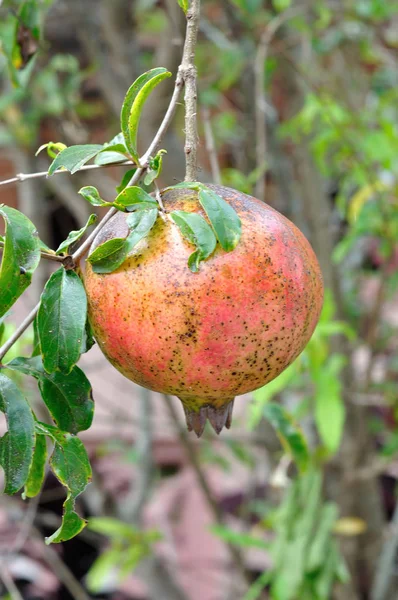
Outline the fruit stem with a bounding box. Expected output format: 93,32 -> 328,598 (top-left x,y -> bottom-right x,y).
180,0 -> 201,182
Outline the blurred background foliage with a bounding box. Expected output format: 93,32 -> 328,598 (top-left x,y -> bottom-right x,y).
1,1 -> 398,599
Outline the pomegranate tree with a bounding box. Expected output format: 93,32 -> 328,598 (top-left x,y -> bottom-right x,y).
84,184 -> 323,436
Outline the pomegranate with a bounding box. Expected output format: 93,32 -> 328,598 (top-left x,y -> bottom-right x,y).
83,185 -> 323,436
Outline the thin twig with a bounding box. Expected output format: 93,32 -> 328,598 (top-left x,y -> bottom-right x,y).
0,303 -> 41,362
202,107 -> 221,184
120,386 -> 154,523
163,395 -> 251,589
180,0 -> 201,181
371,499 -> 398,600
0,160 -> 134,188
0,563 -> 24,600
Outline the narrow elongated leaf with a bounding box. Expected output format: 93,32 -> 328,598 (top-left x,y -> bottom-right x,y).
170,210 -> 217,272
56,214 -> 97,255
116,169 -> 136,193
48,145 -> 104,176
78,186 -> 111,207
38,269 -> 87,374
211,524 -> 269,550
198,187 -> 242,251
7,356 -> 94,433
262,403 -> 309,472
0,205 -> 41,318
177,0 -> 189,13
23,434 -> 47,498
113,186 -> 158,211
91,208 -> 158,274
87,238 -> 127,264
35,422 -> 91,543
0,373 -> 35,494
314,356 -> 346,454
120,68 -> 171,162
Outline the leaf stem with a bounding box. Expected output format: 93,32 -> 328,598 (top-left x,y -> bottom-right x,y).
180,0 -> 201,181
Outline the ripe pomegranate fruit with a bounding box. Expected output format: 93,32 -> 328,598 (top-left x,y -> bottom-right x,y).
83,185 -> 323,436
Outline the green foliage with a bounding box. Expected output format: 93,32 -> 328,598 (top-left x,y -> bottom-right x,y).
48,145 -> 105,175
37,269 -> 87,374
89,208 -> 158,274
120,68 -> 171,163
168,182 -> 242,260
0,205 -> 41,318
113,186 -> 158,211
34,421 -> 92,543
0,372 -> 35,494
22,433 -> 47,498
177,0 -> 189,14
170,210 -> 217,272
144,149 -> 167,185
198,187 -> 242,251
262,403 -> 310,472
86,518 -> 161,593
216,470 -> 349,600
94,133 -> 129,166
56,214 -> 97,255
7,356 -> 94,434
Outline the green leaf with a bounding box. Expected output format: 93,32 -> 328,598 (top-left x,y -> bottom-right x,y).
113,186 -> 158,211
23,434 -> 47,499
87,238 -> 127,264
37,425 -> 91,544
273,0 -> 292,11
120,68 -> 171,162
47,145 -> 104,176
90,208 -> 158,274
198,187 -> 242,251
86,548 -> 121,594
170,210 -> 217,272
36,142 -> 67,159
0,373 -> 35,494
95,132 -> 128,166
78,186 -> 111,207
177,0 -> 189,14
116,169 -> 137,193
80,319 -> 96,354
314,356 -> 346,454
55,214 -> 97,255
31,316 -> 41,357
88,517 -> 139,539
38,269 -> 87,374
0,205 -> 41,318
7,356 -> 94,434
211,524 -> 269,550
306,503 -> 339,573
262,403 -> 310,472
144,150 -> 167,185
